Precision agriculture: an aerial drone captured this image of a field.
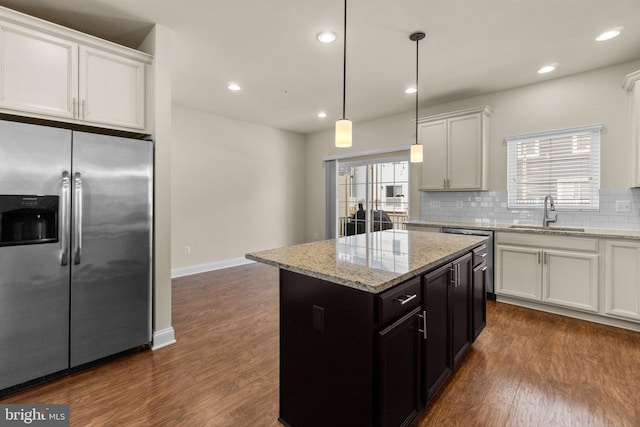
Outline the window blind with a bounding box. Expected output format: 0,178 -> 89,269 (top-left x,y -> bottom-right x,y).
506,124 -> 601,210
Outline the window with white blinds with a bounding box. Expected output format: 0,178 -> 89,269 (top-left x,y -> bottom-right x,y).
506,124 -> 601,210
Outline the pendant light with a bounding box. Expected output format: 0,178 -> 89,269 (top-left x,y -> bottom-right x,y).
335,0 -> 352,148
409,32 -> 425,163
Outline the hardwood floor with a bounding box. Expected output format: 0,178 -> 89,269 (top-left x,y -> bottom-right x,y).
2,262 -> 639,426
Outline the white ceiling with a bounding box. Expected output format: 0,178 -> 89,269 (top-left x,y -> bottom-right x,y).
1,0 -> 639,135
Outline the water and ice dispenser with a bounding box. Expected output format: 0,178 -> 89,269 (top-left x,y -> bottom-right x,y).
0,195 -> 58,246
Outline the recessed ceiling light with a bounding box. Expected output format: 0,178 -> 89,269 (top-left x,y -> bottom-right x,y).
405,87 -> 417,94
596,28 -> 622,41
227,83 -> 241,91
317,111 -> 327,118
317,31 -> 338,43
537,65 -> 556,74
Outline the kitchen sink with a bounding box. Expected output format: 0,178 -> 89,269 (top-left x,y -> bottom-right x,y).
507,224 -> 585,232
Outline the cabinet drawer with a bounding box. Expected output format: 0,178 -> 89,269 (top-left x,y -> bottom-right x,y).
496,232 -> 598,252
378,276 -> 421,326
473,244 -> 488,267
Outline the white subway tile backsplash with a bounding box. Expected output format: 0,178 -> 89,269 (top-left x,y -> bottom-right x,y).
420,189 -> 640,230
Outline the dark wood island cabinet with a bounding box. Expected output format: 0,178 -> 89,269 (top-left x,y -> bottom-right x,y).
247,230 -> 488,427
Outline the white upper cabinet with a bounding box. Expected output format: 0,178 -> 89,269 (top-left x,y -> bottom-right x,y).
417,106 -> 492,191
0,6 -> 151,132
418,120 -> 447,190
79,46 -> 146,130
0,23 -> 78,119
623,71 -> 640,187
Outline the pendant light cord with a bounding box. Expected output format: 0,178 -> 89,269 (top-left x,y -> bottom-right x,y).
409,32 -> 425,144
415,35 -> 418,145
342,0 -> 347,120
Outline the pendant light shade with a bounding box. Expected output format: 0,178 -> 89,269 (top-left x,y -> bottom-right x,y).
335,0 -> 352,148
409,32 -> 425,163
335,119 -> 352,148
410,142 -> 423,163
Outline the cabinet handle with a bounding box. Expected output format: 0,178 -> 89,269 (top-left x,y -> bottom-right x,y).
72,97 -> 77,118
417,310 -> 427,340
450,266 -> 456,287
396,293 -> 417,305
537,251 -> 541,264
481,266 -> 487,272
479,252 -> 487,258
443,179 -> 446,188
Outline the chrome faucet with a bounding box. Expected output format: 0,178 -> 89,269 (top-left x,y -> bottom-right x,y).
543,195 -> 557,227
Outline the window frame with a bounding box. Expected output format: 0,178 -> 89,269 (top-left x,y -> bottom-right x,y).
506,124 -> 602,211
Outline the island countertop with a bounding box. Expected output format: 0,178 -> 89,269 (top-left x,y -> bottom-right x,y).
246,229 -> 487,294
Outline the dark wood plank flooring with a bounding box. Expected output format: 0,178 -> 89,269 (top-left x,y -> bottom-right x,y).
1,263 -> 639,426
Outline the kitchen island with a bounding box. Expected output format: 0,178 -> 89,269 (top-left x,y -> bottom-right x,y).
246,229 -> 487,427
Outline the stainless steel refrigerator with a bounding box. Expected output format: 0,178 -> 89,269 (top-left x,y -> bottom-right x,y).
0,119 -> 152,391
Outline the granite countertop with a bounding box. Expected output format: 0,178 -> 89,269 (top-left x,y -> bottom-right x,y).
407,220 -> 640,240
246,229 -> 486,294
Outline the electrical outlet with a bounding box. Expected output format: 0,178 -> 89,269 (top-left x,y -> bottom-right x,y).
313,305 -> 325,333
429,200 -> 440,208
615,201 -> 632,213
184,246 -> 191,255
456,201 -> 463,209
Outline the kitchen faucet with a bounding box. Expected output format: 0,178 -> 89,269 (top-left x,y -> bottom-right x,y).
543,195 -> 557,227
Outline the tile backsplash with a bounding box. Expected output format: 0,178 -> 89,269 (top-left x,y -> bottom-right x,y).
420,188 -> 640,230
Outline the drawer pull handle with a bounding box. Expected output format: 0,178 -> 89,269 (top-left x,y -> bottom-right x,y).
396,293 -> 417,305
479,252 -> 487,258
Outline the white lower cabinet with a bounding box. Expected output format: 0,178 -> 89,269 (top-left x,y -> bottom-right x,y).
543,250 -> 598,312
604,240 -> 640,321
496,233 -> 599,313
496,245 -> 542,300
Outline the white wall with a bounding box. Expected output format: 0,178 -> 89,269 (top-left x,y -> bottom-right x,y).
171,105 -> 306,273
305,60 -> 640,241
139,24 -> 174,348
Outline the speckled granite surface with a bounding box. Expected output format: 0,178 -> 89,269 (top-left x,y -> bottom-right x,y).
407,220 -> 640,240
246,230 -> 486,294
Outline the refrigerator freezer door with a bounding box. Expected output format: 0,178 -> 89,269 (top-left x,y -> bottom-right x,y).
0,120 -> 71,389
70,132 -> 152,367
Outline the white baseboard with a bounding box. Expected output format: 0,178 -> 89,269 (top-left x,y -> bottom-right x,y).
171,257 -> 255,279
152,327 -> 176,350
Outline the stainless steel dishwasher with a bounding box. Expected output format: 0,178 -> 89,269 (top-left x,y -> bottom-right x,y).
441,227 -> 495,299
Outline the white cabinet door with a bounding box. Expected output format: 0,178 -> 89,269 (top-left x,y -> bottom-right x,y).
0,23 -> 78,119
79,46 -> 146,130
448,114 -> 481,190
495,245 -> 542,300
543,250 -> 599,312
418,120 -> 447,190
605,240 -> 640,321
416,107 -> 490,192
623,72 -> 640,187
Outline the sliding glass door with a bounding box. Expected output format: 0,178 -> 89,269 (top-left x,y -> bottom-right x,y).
336,159 -> 409,237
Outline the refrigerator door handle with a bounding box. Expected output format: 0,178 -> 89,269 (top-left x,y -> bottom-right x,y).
73,172 -> 83,265
60,171 -> 71,266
